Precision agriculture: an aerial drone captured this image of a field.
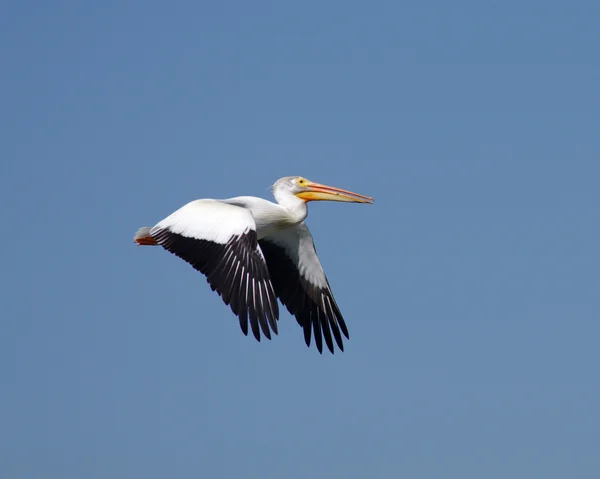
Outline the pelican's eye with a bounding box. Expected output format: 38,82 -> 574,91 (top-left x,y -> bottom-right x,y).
297,178 -> 307,186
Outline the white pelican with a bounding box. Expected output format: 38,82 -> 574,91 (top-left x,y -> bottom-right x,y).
133,176 -> 373,354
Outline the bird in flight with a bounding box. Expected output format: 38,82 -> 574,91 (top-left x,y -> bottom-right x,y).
134,176 -> 373,354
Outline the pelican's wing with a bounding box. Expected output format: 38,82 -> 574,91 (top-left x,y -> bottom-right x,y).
149,199 -> 279,341
259,223 -> 349,354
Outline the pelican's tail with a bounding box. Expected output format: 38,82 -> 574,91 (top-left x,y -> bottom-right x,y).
133,227 -> 157,246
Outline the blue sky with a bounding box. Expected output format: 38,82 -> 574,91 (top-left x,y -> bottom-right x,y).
1,1 -> 599,477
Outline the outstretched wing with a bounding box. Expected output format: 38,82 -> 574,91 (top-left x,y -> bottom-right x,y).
149,199 -> 279,341
259,223 -> 349,354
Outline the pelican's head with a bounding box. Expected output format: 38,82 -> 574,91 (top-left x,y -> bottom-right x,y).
272,176 -> 374,204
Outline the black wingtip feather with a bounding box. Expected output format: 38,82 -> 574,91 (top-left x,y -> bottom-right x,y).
259,238 -> 350,354
238,313 -> 249,336
153,228 -> 279,344
312,312 -> 323,354
303,317 -> 312,348
249,307 -> 261,341
319,309 -> 335,354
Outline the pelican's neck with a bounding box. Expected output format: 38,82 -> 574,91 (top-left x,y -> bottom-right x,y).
273,190 -> 308,225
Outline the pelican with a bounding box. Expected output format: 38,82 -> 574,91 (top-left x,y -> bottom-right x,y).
133,176 -> 373,354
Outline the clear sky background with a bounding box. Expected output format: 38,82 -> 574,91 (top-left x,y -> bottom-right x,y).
1,1 -> 599,478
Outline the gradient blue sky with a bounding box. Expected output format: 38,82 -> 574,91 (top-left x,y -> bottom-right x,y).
2,1 -> 599,478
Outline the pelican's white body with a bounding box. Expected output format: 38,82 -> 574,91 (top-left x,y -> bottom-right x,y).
223,194 -> 308,239
149,194 -> 325,288
150,194 -> 308,245
134,175 -> 372,354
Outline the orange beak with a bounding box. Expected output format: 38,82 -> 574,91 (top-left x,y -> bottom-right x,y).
295,181 -> 374,204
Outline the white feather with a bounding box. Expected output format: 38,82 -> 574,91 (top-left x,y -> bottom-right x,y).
262,222 -> 328,289
133,226 -> 153,242
151,199 -> 255,244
